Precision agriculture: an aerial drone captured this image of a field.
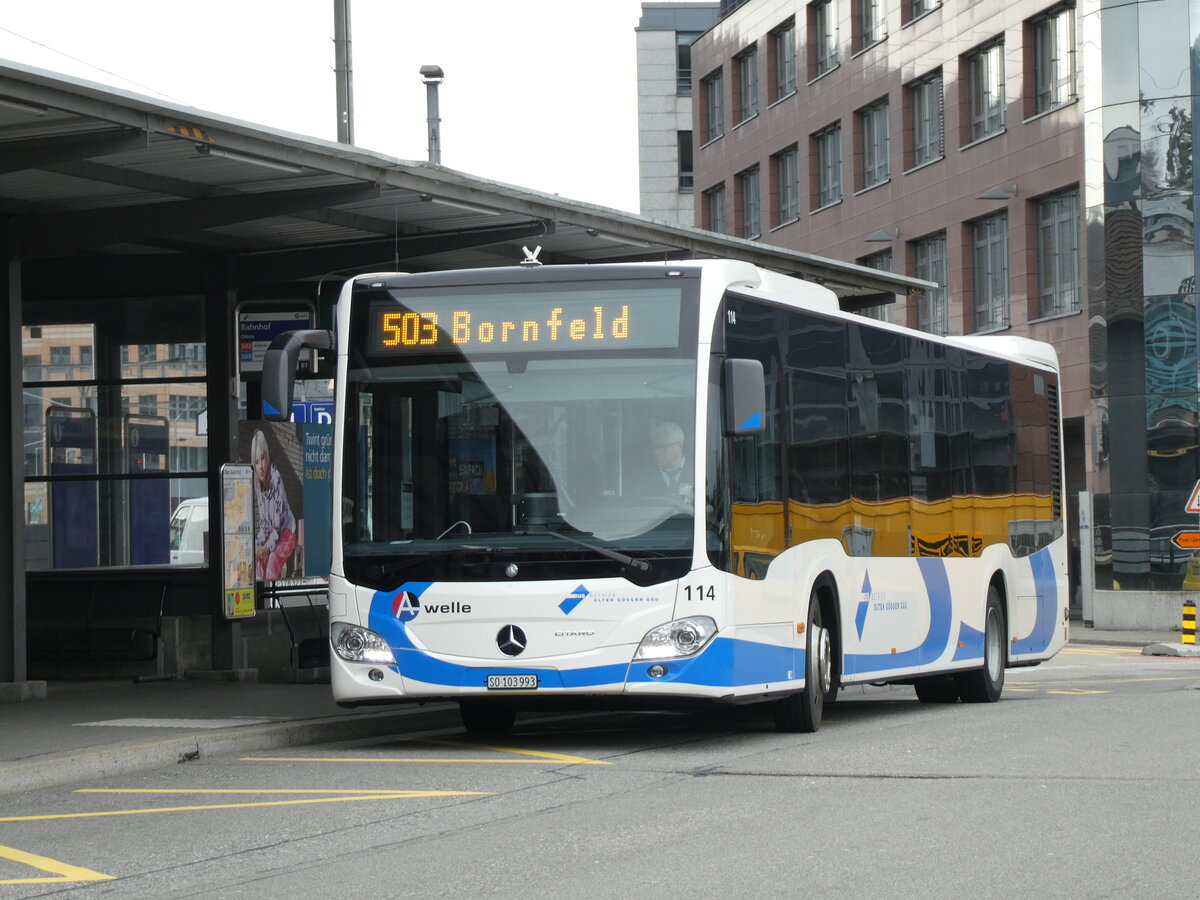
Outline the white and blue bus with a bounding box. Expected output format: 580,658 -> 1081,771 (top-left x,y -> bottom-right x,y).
263,259 -> 1067,734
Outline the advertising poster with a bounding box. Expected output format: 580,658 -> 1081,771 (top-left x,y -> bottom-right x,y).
238,421 -> 310,585
221,463 -> 255,619
302,424 -> 333,577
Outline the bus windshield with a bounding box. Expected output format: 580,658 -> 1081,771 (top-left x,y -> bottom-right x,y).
341,279 -> 698,588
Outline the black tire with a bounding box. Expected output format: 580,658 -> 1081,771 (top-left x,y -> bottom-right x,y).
459,699 -> 517,735
914,675 -> 959,703
775,592 -> 833,733
955,585 -> 1006,703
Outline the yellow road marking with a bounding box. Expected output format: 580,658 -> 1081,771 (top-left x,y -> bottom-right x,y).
1010,675 -> 1198,688
245,740 -> 610,767
0,844 -> 113,884
0,790 -> 487,823
75,788 -> 442,795
413,738 -> 612,765
1063,646 -> 1143,655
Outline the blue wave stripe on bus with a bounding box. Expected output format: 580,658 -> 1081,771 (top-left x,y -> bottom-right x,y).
953,621 -> 985,662
390,635 -> 795,691
845,557 -> 952,673
1011,548 -> 1057,655
626,636 -> 795,687
363,583 -> 797,691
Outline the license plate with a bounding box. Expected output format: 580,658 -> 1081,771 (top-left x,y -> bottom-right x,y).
487,674 -> 538,690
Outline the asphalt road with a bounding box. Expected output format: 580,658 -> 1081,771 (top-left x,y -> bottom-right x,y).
3,644 -> 1198,899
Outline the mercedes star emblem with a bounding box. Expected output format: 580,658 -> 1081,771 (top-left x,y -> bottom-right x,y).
497,624 -> 527,657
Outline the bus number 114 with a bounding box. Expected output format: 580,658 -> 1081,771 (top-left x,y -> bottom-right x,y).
683,585 -> 716,601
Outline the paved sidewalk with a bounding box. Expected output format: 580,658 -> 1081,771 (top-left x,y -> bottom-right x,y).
0,625 -> 1191,796
0,678 -> 460,796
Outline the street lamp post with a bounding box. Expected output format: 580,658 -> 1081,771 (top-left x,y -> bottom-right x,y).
420,65 -> 444,164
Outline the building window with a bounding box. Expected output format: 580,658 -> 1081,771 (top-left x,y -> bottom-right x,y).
702,69 -> 725,142
735,47 -> 759,123
972,213 -> 1010,330
774,146 -> 800,225
859,250 -> 894,321
858,0 -> 885,48
737,166 -> 761,238
909,0 -> 939,20
168,342 -> 206,362
913,233 -> 948,335
49,346 -> 71,366
678,131 -> 694,191
677,32 -> 701,94
704,183 -> 727,232
859,99 -> 890,189
909,71 -> 943,167
1032,5 -> 1076,115
966,41 -> 1005,142
811,0 -> 839,78
169,394 -> 204,422
814,125 -> 842,208
1037,187 -> 1080,316
771,19 -> 797,100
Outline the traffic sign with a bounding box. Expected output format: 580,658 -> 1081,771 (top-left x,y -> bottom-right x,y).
1173,531 -> 1200,549
1187,480 -> 1200,514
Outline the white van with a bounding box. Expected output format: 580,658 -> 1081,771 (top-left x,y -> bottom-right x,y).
168,497 -> 208,565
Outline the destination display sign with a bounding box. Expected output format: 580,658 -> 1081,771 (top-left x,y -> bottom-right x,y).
368,286 -> 682,355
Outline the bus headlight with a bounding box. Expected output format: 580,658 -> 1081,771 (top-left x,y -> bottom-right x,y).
633,616 -> 717,660
331,622 -> 396,665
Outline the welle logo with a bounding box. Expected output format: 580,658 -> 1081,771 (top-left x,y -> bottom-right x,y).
391,590 -> 472,621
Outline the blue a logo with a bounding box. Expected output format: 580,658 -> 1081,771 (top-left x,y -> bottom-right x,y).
559,584 -> 589,615
393,591 -> 420,622
855,572 -> 871,639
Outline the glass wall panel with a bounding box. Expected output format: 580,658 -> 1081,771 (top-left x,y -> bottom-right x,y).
24,296 -> 209,572
1137,0 -> 1190,102
1099,4 -> 1139,105
1102,102 -> 1140,205
1140,99 -> 1193,201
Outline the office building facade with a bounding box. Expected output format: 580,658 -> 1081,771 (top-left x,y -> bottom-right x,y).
636,2 -> 720,222
688,0 -> 1200,625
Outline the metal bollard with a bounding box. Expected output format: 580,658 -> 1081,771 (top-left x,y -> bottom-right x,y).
1184,600 -> 1197,645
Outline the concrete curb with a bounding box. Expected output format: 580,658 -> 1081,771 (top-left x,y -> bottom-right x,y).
1143,642 -> 1200,658
0,703 -> 460,797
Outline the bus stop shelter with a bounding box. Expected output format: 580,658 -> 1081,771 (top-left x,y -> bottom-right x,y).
0,61 -> 928,695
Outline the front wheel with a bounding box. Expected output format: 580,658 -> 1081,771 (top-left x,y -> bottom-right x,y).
955,585 -> 1006,703
775,592 -> 833,733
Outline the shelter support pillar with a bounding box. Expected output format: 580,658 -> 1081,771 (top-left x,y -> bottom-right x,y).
204,255 -> 248,674
0,238 -> 42,699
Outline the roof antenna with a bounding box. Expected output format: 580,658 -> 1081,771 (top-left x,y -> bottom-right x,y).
520,245 -> 543,267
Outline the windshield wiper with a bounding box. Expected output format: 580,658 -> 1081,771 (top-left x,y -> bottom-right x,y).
545,531 -> 650,573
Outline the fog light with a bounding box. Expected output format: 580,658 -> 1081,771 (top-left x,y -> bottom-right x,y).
368,668 -> 384,682
648,664 -> 667,678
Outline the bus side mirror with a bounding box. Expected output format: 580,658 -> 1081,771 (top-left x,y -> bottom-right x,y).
723,358 -> 765,436
261,329 -> 334,421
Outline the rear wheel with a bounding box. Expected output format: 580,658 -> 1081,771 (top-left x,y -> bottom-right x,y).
459,700 -> 517,735
775,592 -> 832,733
955,585 -> 1006,703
